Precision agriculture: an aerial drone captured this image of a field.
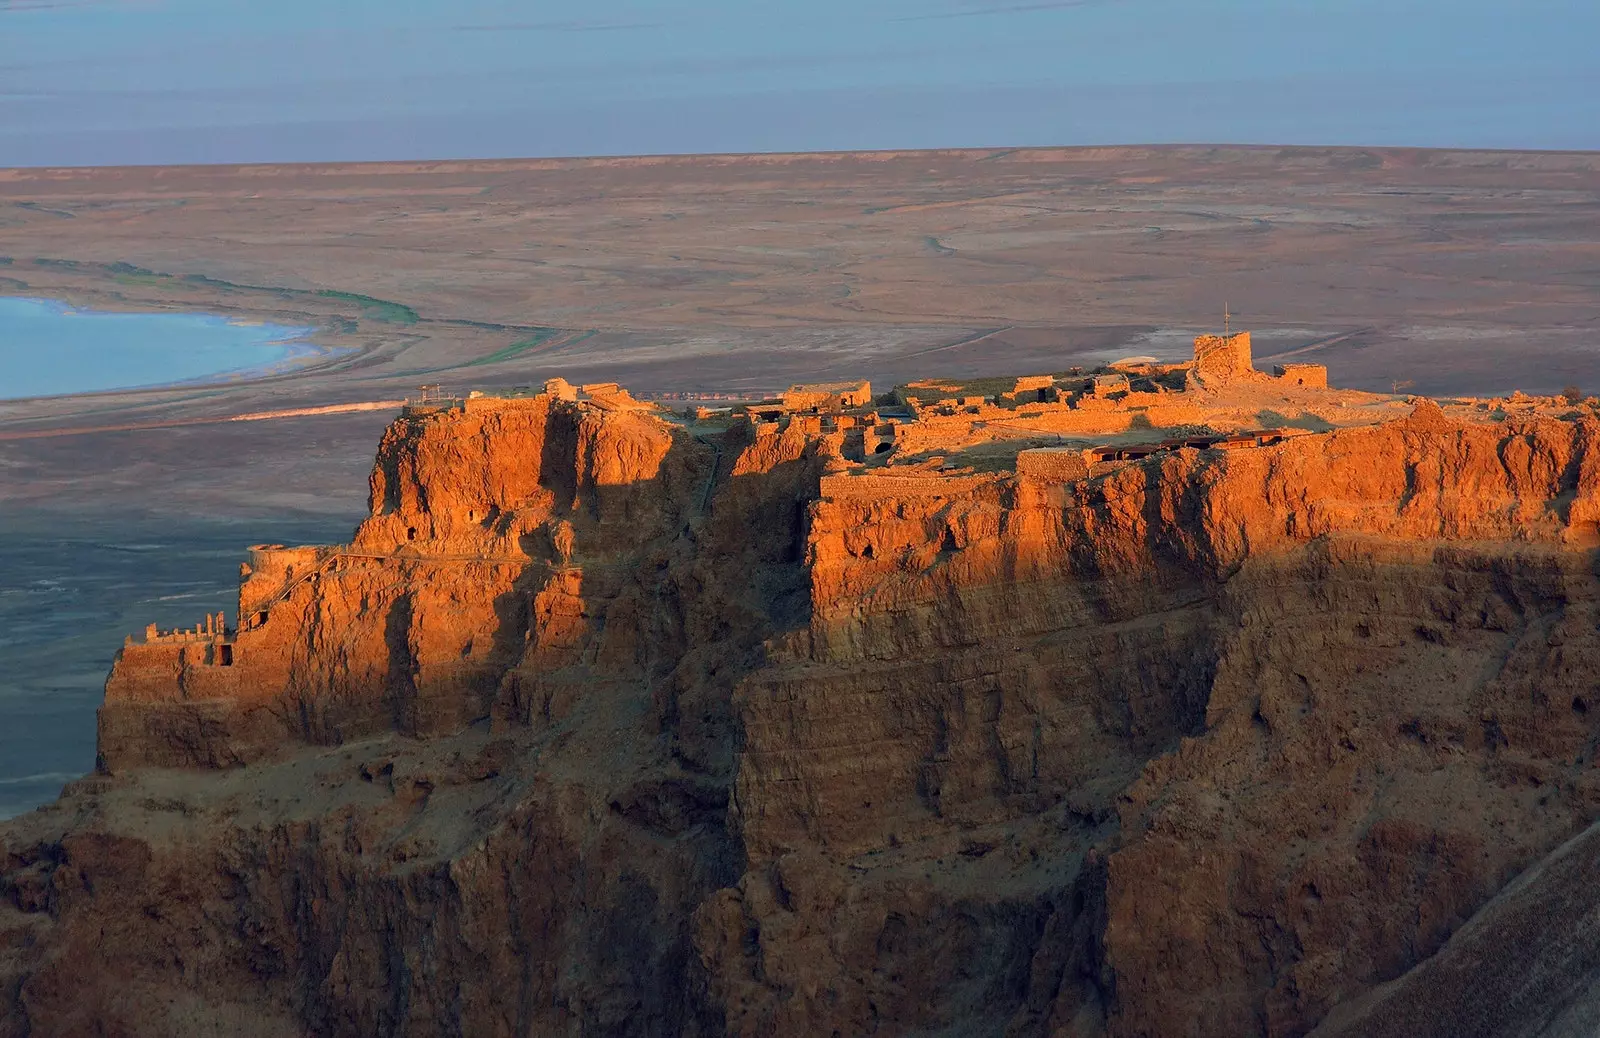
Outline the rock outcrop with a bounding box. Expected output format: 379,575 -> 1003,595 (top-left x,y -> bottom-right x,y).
6,388 -> 1600,1037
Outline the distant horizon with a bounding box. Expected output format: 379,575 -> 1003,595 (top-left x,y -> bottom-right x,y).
10,140 -> 1600,175
3,0 -> 1597,168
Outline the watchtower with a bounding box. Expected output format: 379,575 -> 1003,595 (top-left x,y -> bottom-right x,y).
1192,306 -> 1253,381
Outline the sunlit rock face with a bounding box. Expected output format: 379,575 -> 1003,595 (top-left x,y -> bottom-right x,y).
7,383 -> 1600,1038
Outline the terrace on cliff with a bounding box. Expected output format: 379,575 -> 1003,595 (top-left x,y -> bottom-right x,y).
686,329 -> 1378,480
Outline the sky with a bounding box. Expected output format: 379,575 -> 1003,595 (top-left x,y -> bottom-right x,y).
0,0 -> 1597,166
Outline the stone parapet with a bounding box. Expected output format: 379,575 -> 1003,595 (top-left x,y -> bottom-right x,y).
1274,362 -> 1329,388
1016,447 -> 1092,482
819,473 -> 993,499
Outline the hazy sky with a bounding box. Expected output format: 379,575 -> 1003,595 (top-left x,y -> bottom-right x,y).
1,0 -> 1596,166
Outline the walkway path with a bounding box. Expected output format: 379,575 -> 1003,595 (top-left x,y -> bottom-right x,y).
0,400 -> 404,441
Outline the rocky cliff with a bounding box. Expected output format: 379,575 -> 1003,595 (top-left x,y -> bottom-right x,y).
6,391 -> 1600,1037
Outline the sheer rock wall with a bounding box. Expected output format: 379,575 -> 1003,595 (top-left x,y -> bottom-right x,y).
7,398 -> 1600,1037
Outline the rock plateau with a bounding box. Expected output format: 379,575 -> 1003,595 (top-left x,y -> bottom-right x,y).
6,357 -> 1600,1038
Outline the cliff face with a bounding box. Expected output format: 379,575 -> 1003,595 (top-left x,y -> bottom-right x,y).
6,395 -> 1600,1037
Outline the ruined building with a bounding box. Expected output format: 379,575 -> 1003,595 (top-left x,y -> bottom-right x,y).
781,380 -> 873,412
1191,330 -> 1254,381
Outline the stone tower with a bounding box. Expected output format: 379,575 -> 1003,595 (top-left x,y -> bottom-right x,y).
1192,331 -> 1253,381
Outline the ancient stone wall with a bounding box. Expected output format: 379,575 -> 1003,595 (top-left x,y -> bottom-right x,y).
1275,362 -> 1329,388
1193,330 -> 1254,380
817,473 -> 994,499
781,381 -> 872,411
1016,447 -> 1092,482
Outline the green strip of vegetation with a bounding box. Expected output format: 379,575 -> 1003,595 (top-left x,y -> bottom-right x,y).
466,327 -> 568,367
28,257 -> 431,331
315,289 -> 419,325
106,262 -> 167,278
180,273 -> 242,290
108,262 -> 172,287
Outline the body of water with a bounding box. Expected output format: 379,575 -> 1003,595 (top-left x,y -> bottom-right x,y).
0,297 -> 317,400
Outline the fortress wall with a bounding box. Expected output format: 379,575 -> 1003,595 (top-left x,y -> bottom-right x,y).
464,396 -> 549,414
104,643 -> 186,703
1275,363 -> 1329,388
105,640 -> 243,702
819,474 -> 994,499
1194,331 -> 1254,378
240,545 -> 325,620
1016,448 -> 1091,482
173,648 -> 245,698
781,391 -> 833,411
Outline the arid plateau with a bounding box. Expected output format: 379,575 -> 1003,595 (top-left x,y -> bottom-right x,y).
3,146 -> 1600,1036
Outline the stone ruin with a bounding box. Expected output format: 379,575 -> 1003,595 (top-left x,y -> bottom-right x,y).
543,377 -> 578,401
1192,331 -> 1254,381
1004,375 -> 1058,402
137,611 -> 230,648
781,381 -> 873,412
1015,447 -> 1091,482
1090,373 -> 1130,397
1273,362 -> 1329,388
1190,330 -> 1329,390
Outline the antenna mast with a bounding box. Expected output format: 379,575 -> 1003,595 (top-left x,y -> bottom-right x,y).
1224,301 -> 1231,337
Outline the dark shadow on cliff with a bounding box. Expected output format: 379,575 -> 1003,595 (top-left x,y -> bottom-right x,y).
383,592 -> 418,735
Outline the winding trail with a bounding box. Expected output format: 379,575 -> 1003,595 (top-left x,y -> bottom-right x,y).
0,399 -> 405,441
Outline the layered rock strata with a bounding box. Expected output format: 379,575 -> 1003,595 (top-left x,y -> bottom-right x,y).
6,391 -> 1600,1037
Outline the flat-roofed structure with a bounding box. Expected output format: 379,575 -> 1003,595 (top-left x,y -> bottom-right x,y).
1274,363 -> 1328,389
1005,375 -> 1057,402
1091,373 -> 1130,396
782,380 -> 872,412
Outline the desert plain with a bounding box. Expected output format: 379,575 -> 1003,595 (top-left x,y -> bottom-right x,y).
4,145 -> 1600,510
